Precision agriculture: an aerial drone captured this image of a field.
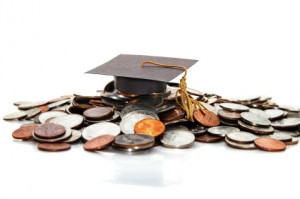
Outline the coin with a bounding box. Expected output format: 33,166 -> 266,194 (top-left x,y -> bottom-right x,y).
271,118 -> 300,129
264,109 -> 285,120
48,96 -> 72,103
254,137 -> 286,152
164,118 -> 189,125
63,130 -> 82,143
48,99 -> 70,109
207,126 -> 240,137
129,96 -> 164,108
220,118 -> 238,127
285,137 -> 299,145
189,125 -> 207,136
134,118 -> 165,137
195,134 -> 223,143
269,133 -> 292,142
26,108 -> 41,119
217,109 -> 241,121
241,112 -> 271,127
114,134 -> 155,147
220,103 -> 249,112
120,103 -> 157,119
83,107 -> 113,120
279,105 -> 300,113
82,122 -> 121,141
237,120 -> 274,135
159,108 -> 185,122
34,123 -> 66,139
225,137 -> 256,150
49,114 -> 84,129
67,105 -> 93,115
18,101 -> 47,110
194,109 -> 220,127
3,111 -> 27,121
32,128 -> 72,143
160,129 -> 195,149
38,143 -> 71,152
273,129 -> 300,137
201,102 -> 218,114
12,124 -> 38,140
226,131 -> 257,144
249,108 -> 270,119
38,105 -> 50,113
83,135 -> 115,151
112,142 -> 155,152
38,111 -> 68,124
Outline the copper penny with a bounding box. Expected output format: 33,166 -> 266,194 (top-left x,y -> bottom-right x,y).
218,109 -> 241,121
134,118 -> 165,137
12,124 -> 38,140
159,108 -> 184,122
38,105 -> 50,113
194,109 -> 220,127
83,135 -> 115,151
34,123 -> 66,139
195,134 -> 223,143
254,137 -> 286,152
38,143 -> 71,152
83,107 -> 114,120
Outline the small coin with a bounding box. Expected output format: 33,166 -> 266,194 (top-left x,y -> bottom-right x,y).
82,122 -> 121,141
38,111 -> 68,124
195,134 -> 223,143
112,142 -> 155,152
3,111 -> 27,121
218,109 -> 241,121
271,118 -> 300,129
38,143 -> 71,152
279,105 -> 300,113
249,109 -> 270,119
13,101 -> 31,106
48,114 -> 84,129
285,137 -> 299,145
220,118 -> 238,127
208,126 -> 240,137
48,96 -> 72,103
120,103 -> 157,119
226,131 -> 257,144
194,109 -> 220,127
114,134 -> 155,148
264,109 -> 285,120
269,133 -> 292,142
12,124 -> 38,140
34,123 -> 66,139
83,107 -> 114,120
134,118 -> 165,137
33,128 -> 72,143
129,96 -> 164,108
159,108 -> 185,122
84,135 -> 115,151
237,120 -> 274,135
164,118 -> 189,125
241,112 -> 271,127
225,137 -> 257,150
273,129 -> 300,137
220,103 -> 249,112
63,130 -> 82,143
38,105 -> 50,113
26,108 -> 41,119
18,101 -> 47,110
254,137 -> 286,152
48,99 -> 70,109
160,129 -> 195,149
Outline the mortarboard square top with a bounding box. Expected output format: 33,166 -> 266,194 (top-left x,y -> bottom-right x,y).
86,54 -> 198,95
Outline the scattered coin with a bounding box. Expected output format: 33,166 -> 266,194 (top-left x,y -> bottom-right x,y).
159,108 -> 185,122
237,120 -> 274,135
12,124 -> 38,140
38,111 -> 68,124
269,133 -> 292,142
38,105 -> 50,113
82,122 -> 121,141
225,137 -> 257,150
114,134 -> 155,151
38,143 -> 71,152
83,107 -> 114,120
26,108 -> 41,119
3,111 -> 27,121
48,114 -> 84,129
48,99 -> 70,109
63,130 -> 82,143
134,118 -> 165,137
220,103 -> 249,112
218,109 -> 241,121
264,109 -> 285,120
273,129 -> 300,137
194,109 -> 220,127
254,137 -> 286,152
83,135 -> 115,151
34,123 -> 66,139
18,101 -> 47,110
226,131 -> 257,144
279,105 -> 300,113
195,134 -> 223,143
285,137 -> 299,145
271,118 -> 300,129
249,109 -> 270,119
241,112 -> 271,127
33,128 -> 72,143
208,126 -> 240,137
160,129 -> 195,148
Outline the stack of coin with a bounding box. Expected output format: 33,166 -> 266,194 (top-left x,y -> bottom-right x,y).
218,103 -> 249,126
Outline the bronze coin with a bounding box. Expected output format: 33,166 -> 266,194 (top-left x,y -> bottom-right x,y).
254,137 -> 286,152
285,137 -> 298,145
159,108 -> 185,122
218,109 -> 241,121
134,118 -> 165,137
195,134 -> 223,143
83,107 -> 114,120
38,143 -> 71,152
83,135 -> 115,151
34,123 -> 66,139
12,124 -> 38,140
194,109 -> 220,127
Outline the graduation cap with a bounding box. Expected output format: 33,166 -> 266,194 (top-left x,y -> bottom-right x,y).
86,54 -> 198,95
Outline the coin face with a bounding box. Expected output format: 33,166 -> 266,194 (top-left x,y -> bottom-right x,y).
83,135 -> 115,151
38,111 -> 68,124
220,103 -> 249,112
38,143 -> 71,152
264,109 -> 285,120
237,120 -> 274,135
134,118 -> 165,137
33,128 -> 72,143
271,118 -> 300,129
195,134 -> 223,143
12,124 -> 38,140
83,107 -> 114,120
225,137 -> 257,150
241,112 -> 271,127
18,101 -> 47,110
254,137 -> 286,152
279,105 -> 300,113
249,109 -> 270,119
82,122 -> 121,141
63,130 -> 82,143
207,126 -> 240,137
160,129 -> 195,148
218,109 -> 241,121
226,131 -> 257,144
159,108 -> 185,122
273,129 -> 300,137
49,114 -> 84,129
3,111 -> 27,121
120,103 -> 157,119
114,134 -> 155,147
120,112 -> 157,134
194,110 -> 220,127
26,108 -> 41,119
269,133 -> 292,142
34,123 -> 66,139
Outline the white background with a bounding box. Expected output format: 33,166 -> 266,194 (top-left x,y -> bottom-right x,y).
1,1 -> 300,199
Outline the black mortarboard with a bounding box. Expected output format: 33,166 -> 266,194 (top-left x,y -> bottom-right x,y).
86,54 -> 198,95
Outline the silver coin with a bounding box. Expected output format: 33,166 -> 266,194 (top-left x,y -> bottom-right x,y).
48,99 -> 70,109
82,122 -> 120,141
129,96 -> 164,108
112,142 -> 155,152
32,128 -> 72,143
220,119 -> 239,127
286,112 -> 300,118
13,101 -> 31,106
38,111 -> 68,124
120,111 -> 157,134
271,118 -> 300,129
3,111 -> 27,120
237,120 -> 274,135
240,112 -> 271,127
120,103 -> 157,119
207,126 -> 240,137
160,129 -> 195,149
164,86 -> 179,101
49,114 -> 83,129
26,108 -> 41,119
201,102 -> 218,114
188,125 -> 207,136
18,101 -> 47,110
186,88 -> 203,97
227,131 -> 257,144
279,105 -> 300,113
249,108 -> 270,119
285,137 -> 299,145
264,109 -> 285,120
269,133 -> 292,142
258,96 -> 272,103
225,137 -> 257,150
114,134 -> 155,147
63,130 -> 82,143
273,129 -> 300,137
220,103 -> 249,112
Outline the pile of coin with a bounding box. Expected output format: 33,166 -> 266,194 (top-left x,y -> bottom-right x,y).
3,81 -> 300,153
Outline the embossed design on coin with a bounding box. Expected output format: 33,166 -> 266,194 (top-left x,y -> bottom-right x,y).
241,112 -> 271,127
194,110 -> 220,127
160,129 -> 195,148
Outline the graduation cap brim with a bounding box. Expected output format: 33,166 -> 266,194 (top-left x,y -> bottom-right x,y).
86,54 -> 198,95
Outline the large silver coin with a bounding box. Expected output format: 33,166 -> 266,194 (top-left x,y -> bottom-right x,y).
82,122 -> 120,141
49,114 -> 84,129
220,103 -> 249,112
269,133 -> 292,142
225,137 -> 257,150
38,111 -> 68,124
32,128 -> 72,143
120,111 -> 158,134
129,96 -> 164,108
18,101 -> 47,110
271,118 -> 300,129
274,129 -> 300,137
249,109 -> 270,119
241,112 -> 271,127
160,129 -> 195,149
3,111 -> 27,120
237,120 -> 274,135
114,134 -> 154,147
112,142 -> 155,152
264,109 -> 285,120
227,131 -> 257,144
120,103 -> 157,119
208,126 -> 240,137
279,105 -> 300,113
63,130 -> 82,143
